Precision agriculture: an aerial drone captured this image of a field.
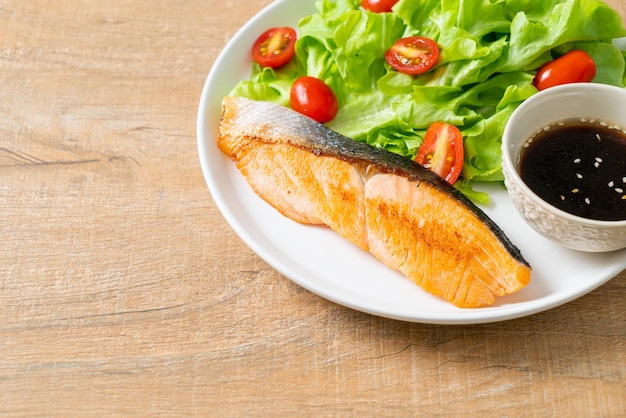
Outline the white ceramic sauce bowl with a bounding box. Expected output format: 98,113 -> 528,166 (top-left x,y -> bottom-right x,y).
502,83 -> 626,252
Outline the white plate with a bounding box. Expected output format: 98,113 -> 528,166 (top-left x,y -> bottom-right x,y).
197,0 -> 626,324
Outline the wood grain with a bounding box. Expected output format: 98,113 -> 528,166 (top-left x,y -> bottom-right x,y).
1,0 -> 625,416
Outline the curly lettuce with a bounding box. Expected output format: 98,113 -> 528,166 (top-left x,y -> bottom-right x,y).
230,0 -> 626,203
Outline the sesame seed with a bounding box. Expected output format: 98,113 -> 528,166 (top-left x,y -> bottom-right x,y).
596,133 -> 602,142
574,158 -> 581,164
600,121 -> 608,127
572,189 -> 580,193
594,162 -> 600,168
623,177 -> 626,183
560,195 -> 565,201
585,197 -> 591,204
580,118 -> 588,123
609,181 -> 615,187
543,126 -> 551,132
576,173 -> 583,179
616,188 -> 624,194
623,195 -> 626,200
595,157 -> 603,163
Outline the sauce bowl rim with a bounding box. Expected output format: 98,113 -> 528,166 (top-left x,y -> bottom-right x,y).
502,82 -> 626,227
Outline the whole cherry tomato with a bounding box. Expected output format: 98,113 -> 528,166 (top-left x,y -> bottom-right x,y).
252,27 -> 297,68
385,36 -> 440,75
290,76 -> 339,123
533,50 -> 596,91
415,122 -> 464,184
361,0 -> 399,13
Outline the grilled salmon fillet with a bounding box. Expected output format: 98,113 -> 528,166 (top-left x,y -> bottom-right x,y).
217,96 -> 531,308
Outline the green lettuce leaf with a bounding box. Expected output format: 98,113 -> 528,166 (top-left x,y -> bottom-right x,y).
230,0 -> 626,203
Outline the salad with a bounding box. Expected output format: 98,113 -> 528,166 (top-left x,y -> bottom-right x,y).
230,0 -> 626,203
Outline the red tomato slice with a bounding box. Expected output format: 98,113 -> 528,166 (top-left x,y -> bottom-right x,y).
290,76 -> 339,123
385,36 -> 439,75
361,0 -> 399,13
533,50 -> 596,91
415,122 -> 464,184
252,27 -> 297,68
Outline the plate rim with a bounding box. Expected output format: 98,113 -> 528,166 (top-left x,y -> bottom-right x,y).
197,0 -> 626,325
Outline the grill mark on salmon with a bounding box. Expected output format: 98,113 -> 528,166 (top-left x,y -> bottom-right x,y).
217,96 -> 531,308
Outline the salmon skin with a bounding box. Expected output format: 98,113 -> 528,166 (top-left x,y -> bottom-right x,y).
217,96 -> 531,308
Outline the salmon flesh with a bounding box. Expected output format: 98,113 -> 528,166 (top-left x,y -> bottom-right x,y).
217,96 -> 531,308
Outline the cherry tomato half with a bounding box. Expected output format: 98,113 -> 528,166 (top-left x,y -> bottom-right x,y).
252,27 -> 297,68
290,76 -> 339,123
385,36 -> 439,75
361,0 -> 399,13
533,50 -> 596,91
415,122 -> 464,184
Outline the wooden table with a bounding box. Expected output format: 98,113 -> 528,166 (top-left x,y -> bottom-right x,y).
1,0 -> 625,416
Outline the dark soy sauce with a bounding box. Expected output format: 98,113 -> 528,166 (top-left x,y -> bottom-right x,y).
519,118 -> 626,221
